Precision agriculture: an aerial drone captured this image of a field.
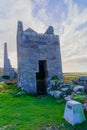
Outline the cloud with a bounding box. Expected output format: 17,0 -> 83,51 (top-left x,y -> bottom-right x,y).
60,0 -> 87,72
0,0 -> 47,68
0,0 -> 87,72
63,57 -> 87,72
0,0 -> 30,67
32,0 -> 87,72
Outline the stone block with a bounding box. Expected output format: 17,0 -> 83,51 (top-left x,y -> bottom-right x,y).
64,100 -> 85,125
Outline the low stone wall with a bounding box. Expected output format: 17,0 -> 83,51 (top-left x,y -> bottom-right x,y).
73,76 -> 87,93
47,80 -> 86,100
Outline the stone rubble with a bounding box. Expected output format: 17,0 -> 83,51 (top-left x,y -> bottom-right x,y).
47,79 -> 86,100
73,85 -> 84,92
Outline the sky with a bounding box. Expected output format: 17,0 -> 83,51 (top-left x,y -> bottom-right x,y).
0,0 -> 87,72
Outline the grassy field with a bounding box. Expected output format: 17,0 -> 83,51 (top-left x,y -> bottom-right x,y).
64,72 -> 87,82
0,83 -> 87,130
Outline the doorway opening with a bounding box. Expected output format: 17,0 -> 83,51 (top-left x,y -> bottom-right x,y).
36,60 -> 47,95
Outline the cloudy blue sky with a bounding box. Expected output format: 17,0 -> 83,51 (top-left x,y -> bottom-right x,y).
0,0 -> 87,72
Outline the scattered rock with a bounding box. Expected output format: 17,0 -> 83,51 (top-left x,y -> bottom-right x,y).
48,91 -> 54,96
53,91 -> 62,98
47,87 -> 50,92
61,88 -> 69,92
76,91 -> 82,95
64,95 -> 72,101
48,79 -> 86,100
73,85 -> 84,92
79,76 -> 87,81
73,76 -> 87,93
83,103 -> 87,111
39,124 -> 58,130
50,80 -> 55,87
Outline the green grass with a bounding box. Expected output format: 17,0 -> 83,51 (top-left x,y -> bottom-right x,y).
0,83 -> 87,130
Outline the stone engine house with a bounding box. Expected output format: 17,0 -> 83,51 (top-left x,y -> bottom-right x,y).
17,21 -> 63,94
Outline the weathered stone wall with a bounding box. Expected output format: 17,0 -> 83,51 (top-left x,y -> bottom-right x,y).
3,42 -> 15,79
17,21 -> 63,94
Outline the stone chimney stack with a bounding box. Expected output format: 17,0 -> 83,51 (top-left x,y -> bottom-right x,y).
4,42 -> 8,55
3,42 -> 10,76
17,21 -> 23,38
3,42 -> 15,79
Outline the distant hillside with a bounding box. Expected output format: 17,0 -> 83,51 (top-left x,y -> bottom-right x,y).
0,68 -> 3,75
0,68 -> 17,76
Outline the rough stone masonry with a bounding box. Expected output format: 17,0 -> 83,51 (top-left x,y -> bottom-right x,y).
17,21 -> 63,94
3,42 -> 15,79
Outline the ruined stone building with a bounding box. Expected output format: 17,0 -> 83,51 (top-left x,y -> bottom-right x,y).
3,42 -> 15,79
17,21 -> 63,94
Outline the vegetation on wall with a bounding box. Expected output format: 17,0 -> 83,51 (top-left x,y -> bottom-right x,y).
2,75 -> 10,79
